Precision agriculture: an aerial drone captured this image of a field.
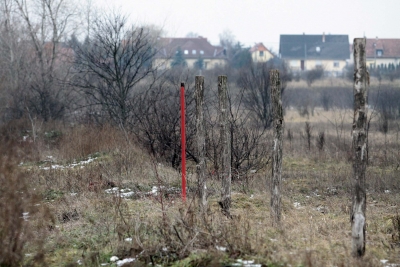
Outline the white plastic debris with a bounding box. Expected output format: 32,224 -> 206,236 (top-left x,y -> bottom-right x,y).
381,259 -> 388,264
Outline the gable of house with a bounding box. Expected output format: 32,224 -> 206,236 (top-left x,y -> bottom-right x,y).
250,42 -> 274,62
279,34 -> 350,60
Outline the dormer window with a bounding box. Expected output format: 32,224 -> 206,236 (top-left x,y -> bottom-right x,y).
200,50 -> 204,55
184,50 -> 189,55
316,46 -> 321,53
192,50 -> 196,55
376,49 -> 383,57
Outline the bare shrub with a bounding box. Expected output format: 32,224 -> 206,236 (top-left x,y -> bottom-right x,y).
304,122 -> 312,150
316,131 -> 325,151
305,66 -> 324,87
0,138 -> 52,266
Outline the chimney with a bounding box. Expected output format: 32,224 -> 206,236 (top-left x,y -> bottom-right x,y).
322,32 -> 325,43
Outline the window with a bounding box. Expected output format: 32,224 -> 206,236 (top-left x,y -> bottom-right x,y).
192,50 -> 196,55
259,51 -> 264,57
315,60 -> 322,66
376,49 -> 383,57
333,61 -> 339,68
316,46 -> 321,53
184,50 -> 189,55
200,50 -> 204,55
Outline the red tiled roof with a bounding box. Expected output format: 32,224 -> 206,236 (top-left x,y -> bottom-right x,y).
366,38 -> 400,58
249,42 -> 269,53
156,37 -> 226,59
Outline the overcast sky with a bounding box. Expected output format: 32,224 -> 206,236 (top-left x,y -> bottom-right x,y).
94,0 -> 400,53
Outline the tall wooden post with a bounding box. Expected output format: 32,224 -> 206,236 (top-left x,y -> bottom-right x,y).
351,38 -> 368,257
270,70 -> 284,226
218,75 -> 231,216
195,76 -> 207,209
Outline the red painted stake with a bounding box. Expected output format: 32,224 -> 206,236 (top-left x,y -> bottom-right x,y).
180,82 -> 186,201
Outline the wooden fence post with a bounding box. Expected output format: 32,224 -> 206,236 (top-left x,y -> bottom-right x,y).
218,75 -> 231,216
195,76 -> 207,209
351,38 -> 368,257
270,70 -> 284,226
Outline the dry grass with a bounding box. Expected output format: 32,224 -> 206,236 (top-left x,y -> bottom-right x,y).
1,108 -> 399,266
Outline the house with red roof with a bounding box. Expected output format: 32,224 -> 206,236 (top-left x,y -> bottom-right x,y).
250,43 -> 274,63
366,38 -> 400,69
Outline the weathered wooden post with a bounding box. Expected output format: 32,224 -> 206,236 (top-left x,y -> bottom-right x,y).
218,75 -> 231,216
195,76 -> 207,209
351,38 -> 368,257
270,70 -> 284,226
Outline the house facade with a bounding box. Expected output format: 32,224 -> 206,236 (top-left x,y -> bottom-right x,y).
279,34 -> 350,76
365,38 -> 400,69
250,42 -> 274,63
154,36 -> 227,69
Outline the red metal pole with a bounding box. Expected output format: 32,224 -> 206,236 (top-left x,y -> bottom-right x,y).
180,82 -> 186,201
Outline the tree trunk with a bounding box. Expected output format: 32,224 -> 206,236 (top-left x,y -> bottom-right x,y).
270,70 -> 284,226
218,75 -> 231,217
351,38 -> 368,257
195,76 -> 207,209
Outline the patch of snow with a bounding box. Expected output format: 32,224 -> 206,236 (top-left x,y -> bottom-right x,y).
100,264 -> 108,266
233,259 -> 261,267
381,260 -> 389,264
162,247 -> 168,252
293,202 -> 301,208
124,237 -> 132,242
77,259 -> 83,265
22,212 -> 30,221
385,190 -> 390,194
70,193 -> 77,196
250,194 -> 254,199
116,258 -> 135,266
216,246 -> 226,251
110,256 -> 119,262
39,157 -> 97,170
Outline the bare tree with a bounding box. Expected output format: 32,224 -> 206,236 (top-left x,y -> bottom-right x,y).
14,0 -> 77,121
238,62 -> 290,129
73,12 -> 159,128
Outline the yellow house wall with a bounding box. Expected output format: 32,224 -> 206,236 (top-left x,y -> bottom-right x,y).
286,59 -> 347,72
251,51 -> 274,63
305,59 -> 347,71
153,58 -> 227,69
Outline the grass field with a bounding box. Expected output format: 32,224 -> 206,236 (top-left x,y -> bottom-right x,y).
1,102 -> 400,266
